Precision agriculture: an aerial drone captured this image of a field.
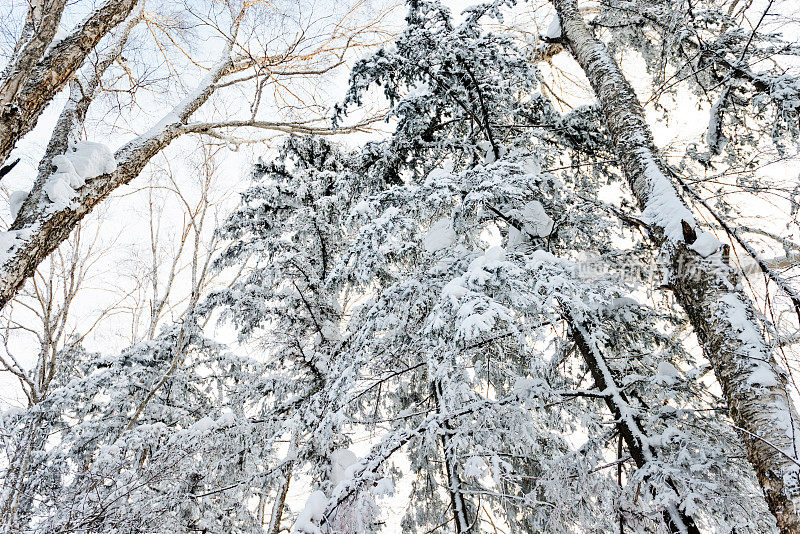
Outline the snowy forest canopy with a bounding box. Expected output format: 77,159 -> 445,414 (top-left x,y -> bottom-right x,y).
1,0 -> 800,532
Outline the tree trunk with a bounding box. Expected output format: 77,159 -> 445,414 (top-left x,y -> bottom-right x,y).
563,306 -> 700,533
433,381 -> 473,533
266,470 -> 291,534
0,50 -> 234,310
551,0 -> 800,530
0,0 -> 139,167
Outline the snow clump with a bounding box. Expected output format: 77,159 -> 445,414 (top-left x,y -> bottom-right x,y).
8,191 -> 27,219
423,218 -> 457,252
546,14 -> 562,39
44,142 -> 117,207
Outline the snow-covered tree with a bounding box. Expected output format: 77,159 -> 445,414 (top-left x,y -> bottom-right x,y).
549,0 -> 800,528
3,0 -> 800,532
209,136 -> 390,533
200,1 -> 789,531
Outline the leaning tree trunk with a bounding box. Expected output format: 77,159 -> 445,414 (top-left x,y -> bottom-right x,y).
562,306 -> 700,533
551,0 -> 800,531
0,44 -> 235,311
264,468 -> 292,534
0,0 -> 139,167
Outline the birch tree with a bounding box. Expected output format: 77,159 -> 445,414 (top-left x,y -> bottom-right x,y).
548,0 -> 800,530
0,0 -> 388,310
0,0 -> 139,165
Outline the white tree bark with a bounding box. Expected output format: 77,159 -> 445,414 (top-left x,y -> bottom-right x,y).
0,42 -> 236,310
550,0 -> 800,531
0,0 -> 140,166
0,0 -> 68,110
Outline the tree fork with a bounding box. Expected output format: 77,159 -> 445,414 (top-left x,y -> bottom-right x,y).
550,0 -> 800,530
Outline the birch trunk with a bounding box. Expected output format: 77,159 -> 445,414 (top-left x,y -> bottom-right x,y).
551,0 -> 800,530
0,0 -> 139,167
0,47 -> 235,310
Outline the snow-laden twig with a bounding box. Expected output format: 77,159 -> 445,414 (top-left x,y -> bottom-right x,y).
561,303 -> 700,534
